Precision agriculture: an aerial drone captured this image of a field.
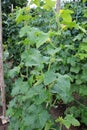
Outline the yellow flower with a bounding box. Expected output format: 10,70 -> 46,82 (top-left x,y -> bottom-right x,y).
60,9 -> 64,14
61,24 -> 67,30
47,38 -> 51,43
25,7 -> 30,11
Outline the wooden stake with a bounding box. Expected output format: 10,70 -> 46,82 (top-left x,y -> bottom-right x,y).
56,0 -> 61,13
0,0 -> 6,116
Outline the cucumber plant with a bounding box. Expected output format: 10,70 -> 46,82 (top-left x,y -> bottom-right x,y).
5,0 -> 87,130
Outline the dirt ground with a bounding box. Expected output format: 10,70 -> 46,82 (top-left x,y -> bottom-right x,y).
50,104 -> 86,130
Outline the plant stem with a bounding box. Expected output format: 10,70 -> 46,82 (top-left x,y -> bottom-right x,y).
26,66 -> 28,79
60,123 -> 62,130
74,99 -> 87,108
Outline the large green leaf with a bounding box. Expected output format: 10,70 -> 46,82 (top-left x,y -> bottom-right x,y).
60,9 -> 77,28
44,70 -> 57,85
23,104 -> 50,129
60,9 -> 73,23
36,31 -> 49,48
19,26 -> 38,43
11,78 -> 29,96
63,114 -> 80,129
52,75 -> 71,103
21,48 -> 49,67
39,110 -> 50,128
23,84 -> 49,103
20,26 -> 49,48
9,66 -> 20,78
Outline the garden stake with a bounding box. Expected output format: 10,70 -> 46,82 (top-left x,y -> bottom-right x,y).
0,0 -> 6,117
0,1 -> 9,129
56,0 -> 61,13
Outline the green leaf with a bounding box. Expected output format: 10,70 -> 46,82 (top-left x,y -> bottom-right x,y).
22,83 -> 50,105
20,26 -> 41,44
70,66 -> 80,73
16,7 -> 31,24
47,47 -> 61,55
39,110 -> 50,128
76,79 -> 82,85
33,88 -> 48,104
44,122 -> 53,130
79,43 -> 87,52
23,104 -> 50,129
9,66 -> 20,78
79,86 -> 87,96
44,70 -> 57,85
52,75 -> 71,103
77,53 -> 87,60
67,57 -> 76,66
20,26 -> 49,48
63,114 -> 80,129
3,50 -> 9,61
24,113 -> 36,127
60,9 -> 77,28
60,9 -> 74,25
61,10 -> 73,23
16,9 -> 23,23
33,0 -> 40,6
67,106 -> 81,118
19,26 -> 38,41
73,34 -> 83,41
44,0 -> 56,9
78,25 -> 87,34
36,31 -> 49,48
21,49 -> 48,68
82,38 -> 87,43
11,78 -> 29,96
83,0 -> 87,2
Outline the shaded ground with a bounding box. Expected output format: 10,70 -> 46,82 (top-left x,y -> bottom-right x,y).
50,104 -> 86,130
